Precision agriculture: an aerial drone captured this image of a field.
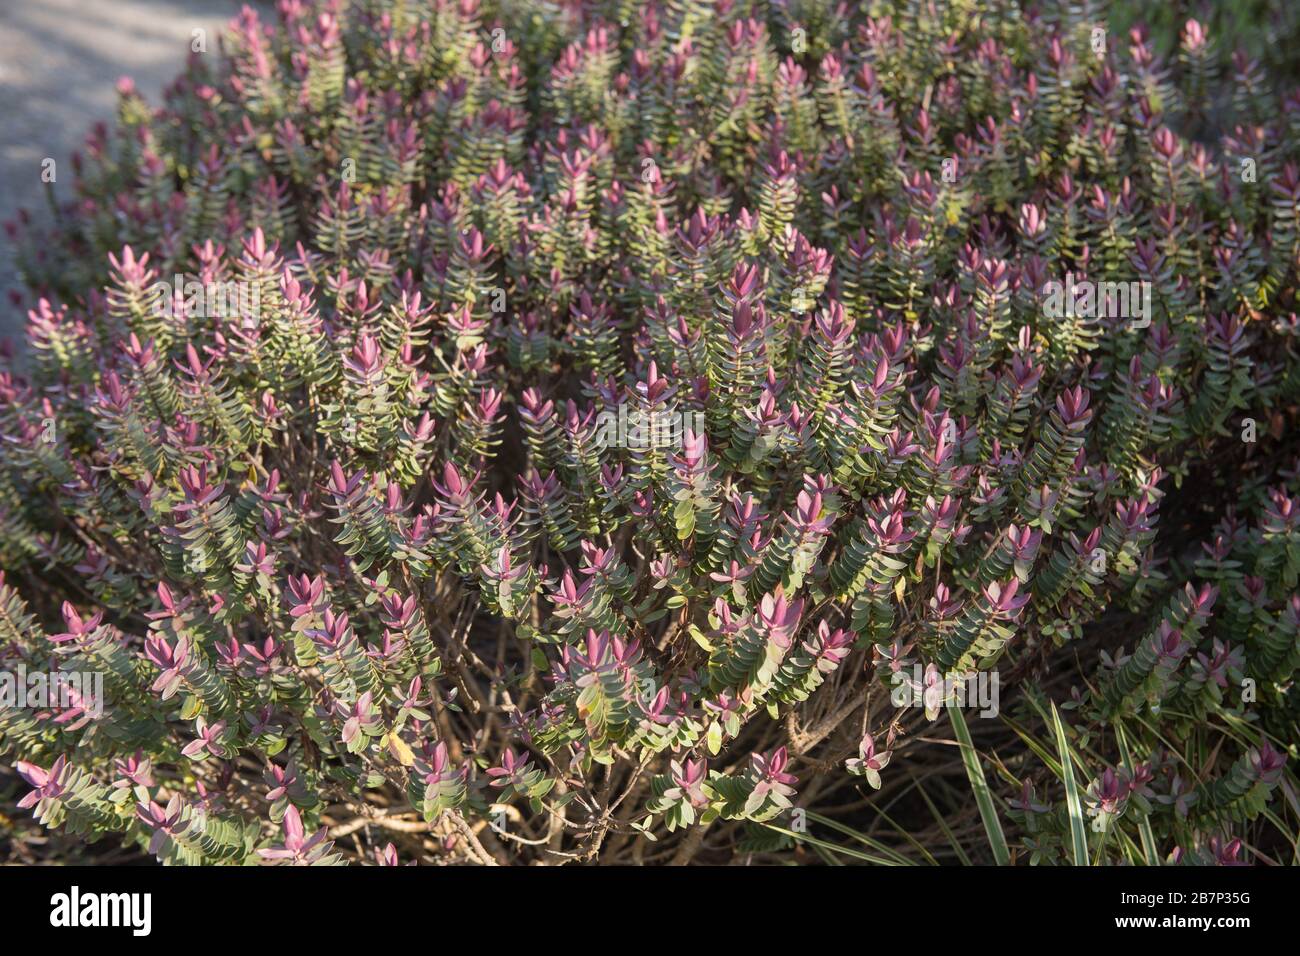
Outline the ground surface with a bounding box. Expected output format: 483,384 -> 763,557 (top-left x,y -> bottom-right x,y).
0,0 -> 254,346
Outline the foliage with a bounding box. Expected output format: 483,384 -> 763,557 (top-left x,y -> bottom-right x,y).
1,0 -> 1298,865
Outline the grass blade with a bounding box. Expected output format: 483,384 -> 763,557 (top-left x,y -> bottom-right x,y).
911,775 -> 973,865
1051,702 -> 1090,866
761,822 -> 903,865
949,702 -> 1010,865
804,811 -> 916,866
860,796 -> 942,866
1116,723 -> 1159,866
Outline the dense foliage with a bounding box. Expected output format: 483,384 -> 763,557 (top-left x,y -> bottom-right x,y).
2,0 -> 1299,865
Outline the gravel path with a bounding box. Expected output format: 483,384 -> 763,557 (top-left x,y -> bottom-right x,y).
0,0 -> 254,347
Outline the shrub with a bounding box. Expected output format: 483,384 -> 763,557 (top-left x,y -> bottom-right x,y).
1,0 -> 1298,865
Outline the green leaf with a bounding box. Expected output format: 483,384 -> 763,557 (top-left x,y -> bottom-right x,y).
687,624 -> 714,651
913,777 -> 972,865
949,702 -> 1010,865
1116,723 -> 1159,866
674,500 -> 695,539
707,720 -> 722,755
761,822 -> 904,865
804,811 -> 916,865
1052,702 -> 1090,866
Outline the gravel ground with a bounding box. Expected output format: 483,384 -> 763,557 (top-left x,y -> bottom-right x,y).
0,0 -> 255,347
